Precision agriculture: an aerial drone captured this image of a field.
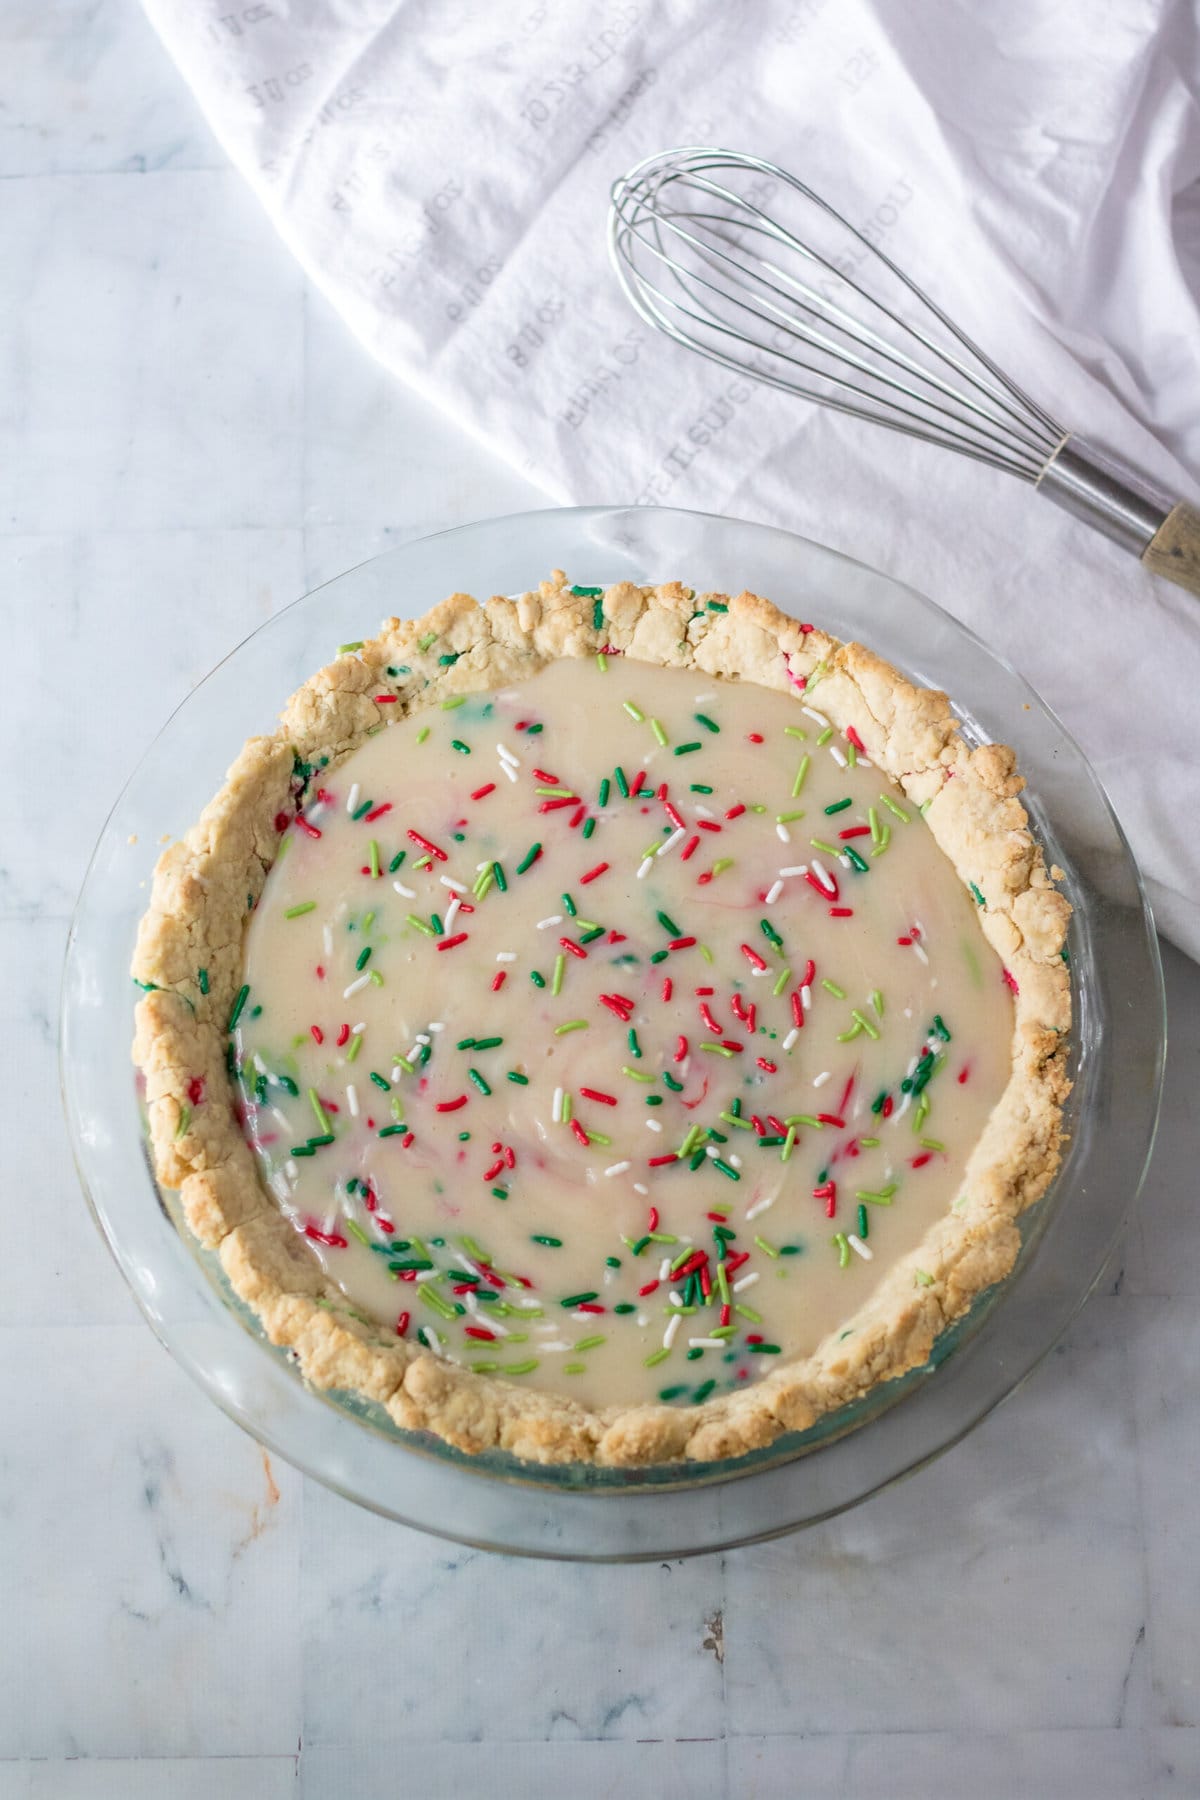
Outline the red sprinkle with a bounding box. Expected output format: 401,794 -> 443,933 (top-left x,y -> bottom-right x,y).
464,1326 -> 497,1342
757,1058 -> 777,1073
839,825 -> 871,839
187,1076 -> 205,1107
668,936 -> 697,951
720,1304 -> 732,1327
295,816 -> 322,839
818,1113 -> 846,1129
638,1280 -> 660,1297
725,803 -> 746,820
599,993 -> 635,1019
273,812 -> 290,833
830,907 -> 854,917
680,834 -> 701,861
570,1119 -> 590,1147
436,1095 -> 468,1113
805,868 -> 838,900
483,1160 -> 504,1181
648,1153 -> 679,1167
539,797 -> 575,813
491,971 -> 507,991
396,1311 -> 410,1337
845,725 -> 866,753
310,1025 -> 324,1045
559,936 -> 588,959
1001,968 -> 1020,994
579,862 -> 609,885
699,1002 -> 722,1036
471,783 -> 496,801
579,1086 -> 618,1106
747,733 -> 764,744
648,1207 -> 659,1231
696,819 -> 722,833
407,830 -> 447,862
373,695 -> 397,705
575,1302 -> 605,1314
532,768 -> 559,783
912,1152 -> 933,1169
740,944 -> 768,971
304,1224 -> 347,1247
661,976 -> 673,1002
957,1066 -> 971,1085
675,1035 -> 689,1062
664,801 -> 686,830
721,1039 -> 744,1053
364,803 -> 392,822
336,1023 -> 350,1047
437,932 -> 469,951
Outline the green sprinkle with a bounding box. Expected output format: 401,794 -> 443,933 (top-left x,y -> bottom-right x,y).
810,837 -> 840,855
554,1019 -> 587,1036
406,913 -> 436,938
228,985 -> 249,1030
699,1043 -> 735,1058
530,970 -> 546,989
355,945 -> 372,972
880,792 -> 910,822
674,741 -> 702,755
772,965 -> 792,998
628,1027 -> 642,1059
707,600 -> 728,612
734,1303 -> 762,1324
694,713 -> 720,734
870,990 -> 884,1016
571,584 -> 603,598
822,979 -> 846,998
855,1185 -> 897,1204
575,1334 -> 606,1352
561,1291 -> 598,1308
851,1008 -> 880,1040
644,1347 -> 671,1368
378,1124 -> 407,1138
622,700 -> 645,722
532,1234 -> 562,1247
622,1065 -> 654,1083
650,718 -> 668,746
784,725 -> 807,740
914,1270 -> 935,1288
781,1125 -> 797,1162
824,797 -> 852,815
833,1233 -> 850,1268
817,726 -> 834,745
504,1358 -> 539,1375
197,968 -> 209,995
368,839 -> 380,878
337,640 -> 364,653
754,1235 -> 779,1258
711,1158 -> 741,1181
450,738 -> 471,755
776,809 -> 806,824
369,1071 -> 390,1092
746,1343 -> 781,1355
468,1068 -> 492,1095
441,694 -> 467,710
552,954 -> 565,997
614,765 -> 630,798
492,1187 -> 508,1200
711,857 -> 734,877
690,783 -> 714,793
845,846 -> 869,873
857,1204 -> 869,1239
515,843 -> 542,875
307,1088 -> 331,1134
760,918 -> 784,950
415,726 -> 429,744
285,901 -> 317,919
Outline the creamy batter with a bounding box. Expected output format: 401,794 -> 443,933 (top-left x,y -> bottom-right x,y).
233,656 -> 1013,1409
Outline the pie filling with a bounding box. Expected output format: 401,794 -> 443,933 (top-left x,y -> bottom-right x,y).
234,656 -> 1013,1411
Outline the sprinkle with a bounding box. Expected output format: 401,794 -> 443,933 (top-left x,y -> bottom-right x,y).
284,901 -> 317,919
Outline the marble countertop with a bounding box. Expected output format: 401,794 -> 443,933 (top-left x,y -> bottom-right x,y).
3,8 -> 1198,1797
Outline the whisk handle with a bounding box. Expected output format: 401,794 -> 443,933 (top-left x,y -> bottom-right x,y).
1039,437 -> 1200,598
1143,504 -> 1200,598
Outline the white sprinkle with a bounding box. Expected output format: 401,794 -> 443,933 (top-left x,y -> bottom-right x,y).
444,897 -> 461,931
778,864 -> 807,877
744,1194 -> 775,1221
346,1084 -> 359,1116
322,925 -> 334,956
658,1257 -> 673,1281
632,1182 -> 649,1196
663,1313 -> 681,1350
728,1152 -> 742,1168
416,1033 -> 431,1045
496,951 -> 517,963
695,692 -> 716,703
706,1145 -> 719,1158
829,744 -> 848,768
782,1027 -> 800,1052
552,1086 -> 563,1123
414,1268 -> 439,1284
306,802 -> 325,823
801,985 -> 813,1009
732,1270 -> 761,1291
440,875 -> 468,893
510,1297 -> 541,1310
500,762 -> 518,782
775,823 -> 791,842
913,942 -> 930,965
352,1020 -> 366,1034
636,857 -> 654,880
428,1022 -> 445,1032
392,880 -> 415,898
252,1052 -> 268,1074
857,755 -> 873,768
536,915 -> 563,929
802,704 -> 831,727
646,1118 -> 663,1132
667,1290 -> 683,1308
848,1234 -> 874,1261
811,858 -> 834,891
689,1338 -> 726,1350
497,743 -> 518,765
764,879 -> 784,905
390,1066 -> 404,1084
346,783 -> 360,815
538,1341 -> 570,1354
694,804 -> 716,819
343,974 -> 370,998
271,1107 -> 290,1131
284,1160 -> 298,1181
604,1161 -> 631,1177
751,964 -> 771,977
812,1069 -> 832,1088
659,827 -> 686,856
423,1328 -> 443,1355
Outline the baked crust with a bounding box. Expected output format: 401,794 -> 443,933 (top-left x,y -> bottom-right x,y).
132,576 -> 1071,1467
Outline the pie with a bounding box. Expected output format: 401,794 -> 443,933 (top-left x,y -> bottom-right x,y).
131,575 -> 1070,1467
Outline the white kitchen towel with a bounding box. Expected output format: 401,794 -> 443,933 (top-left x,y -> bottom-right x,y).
144,0 -> 1200,955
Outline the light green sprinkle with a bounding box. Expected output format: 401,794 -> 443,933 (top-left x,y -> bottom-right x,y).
441,694 -> 467,710
772,965 -> 792,998
644,1347 -> 671,1368
621,1065 -> 655,1083
554,1019 -> 588,1035
871,824 -> 892,857
699,1043 -> 735,1058
870,989 -> 884,1016
817,725 -> 834,745
337,640 -> 364,653
850,1008 -> 881,1040
781,1125 -> 797,1162
810,837 -> 840,856
914,1270 -> 935,1288
368,839 -> 380,878
406,913 -> 436,937
822,978 -> 846,998
833,1233 -> 851,1268
551,954 -> 565,997
784,725 -> 806,740
880,792 -> 910,822
754,1235 -> 780,1259
284,901 -> 317,919
308,1088 -> 331,1134
710,857 -> 734,877
416,726 -> 430,745
623,700 -> 645,722
346,1033 -> 363,1063
776,809 -> 805,823
791,754 -> 811,797
650,718 -> 668,746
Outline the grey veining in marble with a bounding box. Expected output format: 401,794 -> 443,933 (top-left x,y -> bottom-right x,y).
2,6 -> 1198,1797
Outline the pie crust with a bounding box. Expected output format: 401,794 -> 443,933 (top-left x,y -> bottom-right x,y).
131,576 -> 1071,1467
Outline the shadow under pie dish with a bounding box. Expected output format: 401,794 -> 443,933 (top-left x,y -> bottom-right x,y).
131,572 -> 1071,1469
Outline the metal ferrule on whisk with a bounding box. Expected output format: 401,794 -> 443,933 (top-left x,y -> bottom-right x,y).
1037,438 -> 1174,557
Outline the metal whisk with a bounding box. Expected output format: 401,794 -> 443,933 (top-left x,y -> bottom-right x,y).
608,146 -> 1199,597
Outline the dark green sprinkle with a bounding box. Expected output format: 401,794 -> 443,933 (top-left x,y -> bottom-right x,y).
628,1027 -> 642,1058
650,949 -> 669,964
563,892 -> 577,917
526,722 -> 543,733
473,1036 -> 503,1051
369,1071 -> 390,1091
605,1255 -> 621,1269
516,843 -> 541,874
430,913 -> 444,936
492,861 -> 507,892
591,598 -> 604,629
657,909 -> 683,936
532,1234 -> 562,1247
690,783 -> 714,794
693,1378 -> 717,1403
228,985 -> 249,1030
686,1347 -> 704,1362
197,968 -> 209,995
614,1303 -> 637,1314
389,850 -> 407,872
560,1291 -> 598,1308
451,739 -> 471,755
694,714 -> 720,733
969,882 -> 986,906
845,846 -> 869,873
824,797 -> 852,815
614,765 -> 630,798
570,584 -> 604,598
352,799 -> 373,821
355,945 -> 372,971
674,741 -> 702,755
277,1075 -> 299,1097
579,925 -> 604,944
507,1070 -> 529,1085
438,651 -> 461,666
659,1384 -> 689,1402
707,600 -> 728,612
378,1124 -> 407,1137
492,1186 -> 508,1199
468,1068 -> 492,1096
530,970 -> 546,989
582,817 -> 596,838
662,1071 -> 684,1092
747,1343 -> 782,1354
598,777 -> 611,807
712,1159 -> 741,1182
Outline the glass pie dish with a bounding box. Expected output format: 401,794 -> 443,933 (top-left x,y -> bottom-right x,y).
61,505 -> 1164,1560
